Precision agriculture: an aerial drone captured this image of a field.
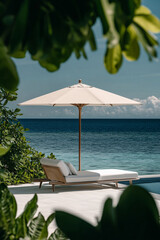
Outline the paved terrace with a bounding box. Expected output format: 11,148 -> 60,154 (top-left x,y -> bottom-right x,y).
9,181 -> 160,235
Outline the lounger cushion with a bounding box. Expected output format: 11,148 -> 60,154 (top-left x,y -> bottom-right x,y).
40,158 -> 70,177
66,162 -> 77,175
65,169 -> 138,183
65,162 -> 72,175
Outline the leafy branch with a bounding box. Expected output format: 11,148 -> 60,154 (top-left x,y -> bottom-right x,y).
0,0 -> 160,91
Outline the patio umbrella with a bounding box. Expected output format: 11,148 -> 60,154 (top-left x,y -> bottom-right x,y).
19,80 -> 140,170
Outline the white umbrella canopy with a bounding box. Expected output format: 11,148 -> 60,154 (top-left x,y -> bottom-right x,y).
19,79 -> 140,106
19,80 -> 140,170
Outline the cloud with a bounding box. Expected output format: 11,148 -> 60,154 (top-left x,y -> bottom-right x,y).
132,96 -> 160,117
81,96 -> 160,118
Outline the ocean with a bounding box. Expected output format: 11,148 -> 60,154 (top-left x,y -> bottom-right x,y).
19,119 -> 160,175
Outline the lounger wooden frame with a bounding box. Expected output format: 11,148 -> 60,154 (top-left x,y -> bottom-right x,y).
39,164 -> 139,192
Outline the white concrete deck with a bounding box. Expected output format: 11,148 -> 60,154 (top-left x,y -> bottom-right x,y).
9,182 -> 160,236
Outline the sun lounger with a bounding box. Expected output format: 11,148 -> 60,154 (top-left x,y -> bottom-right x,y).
39,158 -> 139,192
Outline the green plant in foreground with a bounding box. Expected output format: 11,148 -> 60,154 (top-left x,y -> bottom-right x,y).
0,0 -> 160,91
55,185 -> 160,240
0,183 -> 67,240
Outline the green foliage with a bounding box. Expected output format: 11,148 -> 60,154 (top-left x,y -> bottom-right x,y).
0,40 -> 19,91
0,145 -> 10,157
104,43 -> 123,74
55,185 -> 160,240
97,0 -> 160,73
56,212 -> 99,240
0,88 -> 56,184
0,183 -> 66,240
49,228 -> 68,240
0,0 -> 160,91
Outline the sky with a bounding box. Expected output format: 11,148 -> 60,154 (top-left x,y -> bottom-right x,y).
9,0 -> 160,118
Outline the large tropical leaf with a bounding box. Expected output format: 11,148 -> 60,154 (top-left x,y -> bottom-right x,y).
0,41 -> 19,91
55,211 -> 99,240
0,183 -> 17,238
104,43 -> 123,73
100,0 -> 119,45
29,212 -> 48,239
49,228 -> 68,240
46,213 -> 55,227
88,29 -> 97,51
20,194 -> 38,223
134,12 -> 160,33
15,194 -> 38,238
133,23 -> 158,60
122,25 -> 140,61
9,0 -> 29,53
15,214 -> 28,239
97,198 -> 117,238
116,185 -> 160,240
134,5 -> 151,15
95,0 -> 109,35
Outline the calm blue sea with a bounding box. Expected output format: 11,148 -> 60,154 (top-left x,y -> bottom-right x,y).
19,119 -> 160,175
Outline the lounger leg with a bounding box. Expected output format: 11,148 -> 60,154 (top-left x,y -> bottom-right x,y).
52,184 -> 55,192
115,182 -> 118,188
129,180 -> 132,185
39,181 -> 42,188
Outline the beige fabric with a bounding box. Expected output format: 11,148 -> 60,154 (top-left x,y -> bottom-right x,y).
19,81 -> 140,107
65,169 -> 138,183
40,158 -> 70,177
66,162 -> 78,175
65,162 -> 72,175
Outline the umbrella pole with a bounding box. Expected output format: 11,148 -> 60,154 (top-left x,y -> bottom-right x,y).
78,106 -> 82,171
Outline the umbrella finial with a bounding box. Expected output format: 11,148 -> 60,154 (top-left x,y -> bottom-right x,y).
79,79 -> 82,83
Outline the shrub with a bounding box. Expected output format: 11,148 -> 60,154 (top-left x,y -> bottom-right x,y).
0,88 -> 56,184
